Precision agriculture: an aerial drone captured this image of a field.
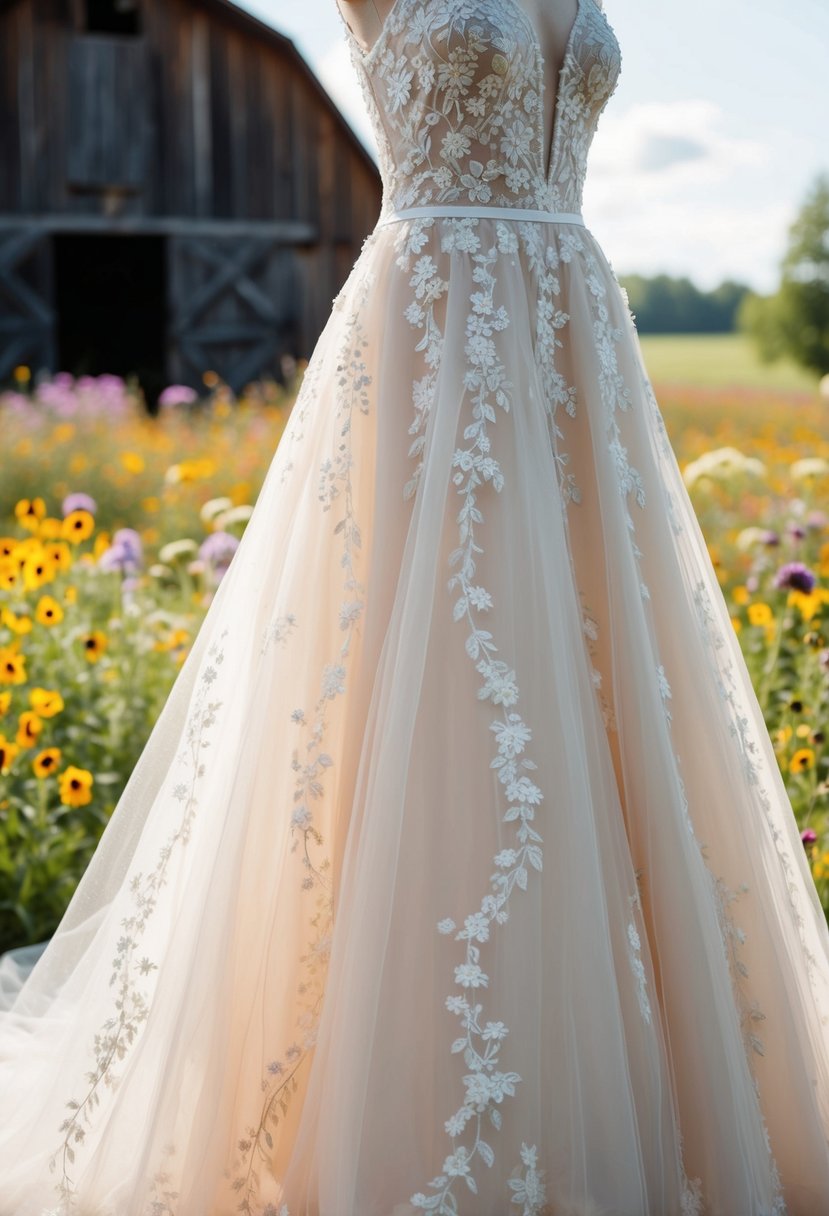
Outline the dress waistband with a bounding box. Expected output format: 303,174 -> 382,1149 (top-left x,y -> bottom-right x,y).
376,204 -> 585,228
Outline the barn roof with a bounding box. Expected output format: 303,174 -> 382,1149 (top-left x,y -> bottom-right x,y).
0,0 -> 379,180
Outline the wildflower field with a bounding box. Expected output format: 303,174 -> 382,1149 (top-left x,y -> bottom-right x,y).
0,364 -> 828,953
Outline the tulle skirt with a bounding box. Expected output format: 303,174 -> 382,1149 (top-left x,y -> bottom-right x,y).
2,214 -> 829,1216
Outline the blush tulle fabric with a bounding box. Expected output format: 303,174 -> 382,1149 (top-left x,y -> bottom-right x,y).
3,1 -> 829,1213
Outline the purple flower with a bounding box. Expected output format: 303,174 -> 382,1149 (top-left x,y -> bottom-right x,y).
760,530 -> 780,547
62,492 -> 98,517
773,562 -> 817,594
787,522 -> 807,541
802,829 -> 818,847
199,530 -> 239,579
98,529 -> 143,575
158,384 -> 198,409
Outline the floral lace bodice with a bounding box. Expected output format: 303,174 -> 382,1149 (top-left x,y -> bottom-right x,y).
337,0 -> 622,216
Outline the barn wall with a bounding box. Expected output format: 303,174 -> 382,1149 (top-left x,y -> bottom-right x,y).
0,0 -> 383,380
0,0 -> 381,230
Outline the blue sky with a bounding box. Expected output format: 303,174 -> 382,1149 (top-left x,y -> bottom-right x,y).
240,0 -> 828,291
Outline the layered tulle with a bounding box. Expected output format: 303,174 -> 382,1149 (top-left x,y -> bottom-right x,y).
2,215 -> 829,1216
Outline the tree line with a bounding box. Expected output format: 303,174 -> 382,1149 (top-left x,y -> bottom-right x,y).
620,173 -> 829,378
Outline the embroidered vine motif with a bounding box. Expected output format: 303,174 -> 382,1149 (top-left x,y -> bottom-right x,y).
627,890 -> 652,1026
229,262 -> 375,1210
50,632 -> 228,1204
402,222 -> 548,1215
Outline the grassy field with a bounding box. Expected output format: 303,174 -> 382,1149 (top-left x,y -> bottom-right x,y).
638,332 -> 822,396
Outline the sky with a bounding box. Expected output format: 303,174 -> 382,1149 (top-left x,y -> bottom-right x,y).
240,0 -> 828,292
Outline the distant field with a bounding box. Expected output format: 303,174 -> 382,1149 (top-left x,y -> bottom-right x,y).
637,332 -> 821,396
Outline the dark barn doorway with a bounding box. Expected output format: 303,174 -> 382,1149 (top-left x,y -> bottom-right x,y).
54,233 -> 166,406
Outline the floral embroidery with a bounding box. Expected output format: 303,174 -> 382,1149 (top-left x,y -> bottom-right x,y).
337,0 -> 621,217
230,258 -> 375,1210
627,890 -> 652,1026
50,632 -> 228,1203
405,224 -> 548,1215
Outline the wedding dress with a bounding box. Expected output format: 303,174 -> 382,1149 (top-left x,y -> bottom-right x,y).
3,0 -> 829,1213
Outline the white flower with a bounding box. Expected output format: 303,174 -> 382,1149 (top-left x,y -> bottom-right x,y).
454,962 -> 488,989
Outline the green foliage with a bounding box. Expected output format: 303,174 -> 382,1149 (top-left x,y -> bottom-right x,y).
739,174 -> 829,377
619,273 -> 750,334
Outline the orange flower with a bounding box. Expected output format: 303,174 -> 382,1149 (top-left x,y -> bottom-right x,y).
29,688 -> 64,718
81,631 -> 107,662
58,765 -> 94,807
32,747 -> 61,779
35,595 -> 64,627
0,735 -> 18,774
0,648 -> 26,685
15,711 -> 43,748
61,510 -> 95,544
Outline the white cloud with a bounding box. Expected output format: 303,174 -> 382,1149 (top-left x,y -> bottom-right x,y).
584,101 -> 785,290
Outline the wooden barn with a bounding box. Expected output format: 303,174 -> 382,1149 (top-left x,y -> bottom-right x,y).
0,0 -> 382,400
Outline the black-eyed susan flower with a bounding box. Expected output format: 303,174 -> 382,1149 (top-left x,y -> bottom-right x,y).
0,649 -> 26,685
747,602 -> 774,627
43,541 -> 72,572
0,735 -> 18,775
22,552 -> 56,591
0,561 -> 18,591
81,631 -> 107,662
1,608 -> 33,635
58,765 -> 94,807
14,498 -> 46,532
61,510 -> 95,544
38,517 -> 64,541
35,595 -> 64,627
0,538 -> 16,559
790,749 -> 816,774
32,747 -> 61,779
15,711 -> 43,748
29,688 -> 64,718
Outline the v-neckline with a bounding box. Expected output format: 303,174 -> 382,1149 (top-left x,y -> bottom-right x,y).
510,0 -> 586,184
340,0 -> 588,185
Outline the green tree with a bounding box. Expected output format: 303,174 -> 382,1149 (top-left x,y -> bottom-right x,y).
739,174 -> 829,376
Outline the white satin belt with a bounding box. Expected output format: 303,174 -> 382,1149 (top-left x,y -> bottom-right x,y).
376,204 -> 585,227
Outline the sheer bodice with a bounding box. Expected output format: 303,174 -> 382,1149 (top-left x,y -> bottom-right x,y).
336,0 -> 621,216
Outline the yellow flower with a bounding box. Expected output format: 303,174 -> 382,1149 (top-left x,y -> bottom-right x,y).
43,541 -> 72,572
12,364 -> 30,384
64,585 -> 78,605
0,560 -> 18,591
775,725 -> 793,746
92,532 -> 112,560
81,631 -> 107,662
0,735 -> 19,775
35,595 -> 64,627
730,616 -> 742,633
14,498 -> 46,532
61,509 -> 95,544
120,451 -> 145,474
0,538 -> 17,559
33,747 -> 61,779
141,496 -> 160,513
38,517 -> 64,540
732,585 -> 750,606
58,765 -> 94,807
1,608 -> 33,635
747,602 -> 773,626
790,749 -> 816,774
15,711 -> 43,748
796,723 -> 812,739
0,649 -> 26,685
788,588 -> 829,622
22,552 -> 56,591
0,691 -> 10,716
29,688 -> 64,718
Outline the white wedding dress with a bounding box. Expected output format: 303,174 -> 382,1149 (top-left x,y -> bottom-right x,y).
2,1 -> 829,1213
